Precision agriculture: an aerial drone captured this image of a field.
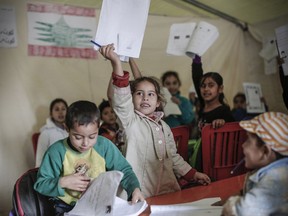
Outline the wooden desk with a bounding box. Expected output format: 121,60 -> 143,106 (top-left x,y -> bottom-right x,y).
140,174 -> 245,215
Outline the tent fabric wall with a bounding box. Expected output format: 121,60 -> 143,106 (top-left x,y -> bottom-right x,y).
0,1 -> 287,215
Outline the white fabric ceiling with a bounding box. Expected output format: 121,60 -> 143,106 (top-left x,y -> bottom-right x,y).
37,0 -> 288,25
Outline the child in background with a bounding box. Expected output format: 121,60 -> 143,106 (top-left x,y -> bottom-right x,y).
98,99 -> 125,152
190,55 -> 235,171
99,44 -> 211,198
231,92 -> 247,121
161,71 -> 195,128
222,112 -> 288,215
35,98 -> 68,167
34,100 -> 143,215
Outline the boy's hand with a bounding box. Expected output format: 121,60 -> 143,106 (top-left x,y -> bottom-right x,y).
193,172 -> 211,185
131,188 -> 145,204
59,173 -> 91,192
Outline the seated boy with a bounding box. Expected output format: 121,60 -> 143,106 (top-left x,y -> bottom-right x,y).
222,112 -> 288,215
34,100 -> 144,215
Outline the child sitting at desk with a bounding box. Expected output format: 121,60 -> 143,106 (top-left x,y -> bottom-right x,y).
34,100 -> 144,215
222,112 -> 288,216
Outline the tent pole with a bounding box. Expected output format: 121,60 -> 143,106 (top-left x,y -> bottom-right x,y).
183,0 -> 248,31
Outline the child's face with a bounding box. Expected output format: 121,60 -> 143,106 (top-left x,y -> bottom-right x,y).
51,102 -> 67,124
132,80 -> 160,117
163,75 -> 180,95
101,106 -> 117,125
200,77 -> 223,103
242,132 -> 268,169
69,122 -> 98,153
233,96 -> 246,109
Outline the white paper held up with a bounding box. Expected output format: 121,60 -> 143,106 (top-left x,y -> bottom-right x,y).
243,82 -> 265,113
166,22 -> 196,56
93,0 -> 150,61
186,21 -> 219,58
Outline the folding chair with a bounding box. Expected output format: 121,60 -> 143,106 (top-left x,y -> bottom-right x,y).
32,133 -> 40,157
171,125 -> 190,161
201,122 -> 248,181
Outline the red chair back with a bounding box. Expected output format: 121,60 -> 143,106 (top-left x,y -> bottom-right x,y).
32,133 -> 40,157
171,125 -> 190,161
201,122 -> 248,181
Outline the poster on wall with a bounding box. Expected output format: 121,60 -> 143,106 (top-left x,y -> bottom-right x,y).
0,5 -> 18,48
27,2 -> 97,59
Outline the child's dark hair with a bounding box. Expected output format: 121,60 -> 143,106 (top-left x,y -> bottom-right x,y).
161,71 -> 181,86
65,100 -> 100,130
130,76 -> 166,110
200,72 -> 229,108
49,98 -> 68,114
98,99 -> 110,115
233,92 -> 246,103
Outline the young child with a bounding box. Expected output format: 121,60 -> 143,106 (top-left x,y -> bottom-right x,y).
190,55 -> 235,171
35,98 -> 68,167
222,112 -> 288,215
98,44 -> 211,199
161,71 -> 195,128
98,99 -> 125,152
34,100 -> 144,215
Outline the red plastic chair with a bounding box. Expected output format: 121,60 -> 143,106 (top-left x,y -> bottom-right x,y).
32,133 -> 40,157
171,125 -> 190,161
201,122 -> 248,181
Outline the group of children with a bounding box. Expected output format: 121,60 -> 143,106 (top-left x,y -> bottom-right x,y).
33,43 -> 288,215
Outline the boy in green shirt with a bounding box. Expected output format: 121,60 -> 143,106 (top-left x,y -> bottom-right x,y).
34,100 -> 144,215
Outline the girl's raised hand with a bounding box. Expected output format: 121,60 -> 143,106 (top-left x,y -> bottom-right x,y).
98,44 -> 117,61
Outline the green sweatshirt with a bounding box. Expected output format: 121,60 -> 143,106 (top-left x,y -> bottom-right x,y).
34,136 -> 140,205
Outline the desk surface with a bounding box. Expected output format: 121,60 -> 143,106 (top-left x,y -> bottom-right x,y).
140,174 -> 245,215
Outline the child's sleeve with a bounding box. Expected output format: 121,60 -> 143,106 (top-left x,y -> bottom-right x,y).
34,143 -> 65,197
98,137 -> 140,198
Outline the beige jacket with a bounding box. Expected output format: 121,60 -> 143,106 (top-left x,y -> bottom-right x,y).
112,85 -> 192,198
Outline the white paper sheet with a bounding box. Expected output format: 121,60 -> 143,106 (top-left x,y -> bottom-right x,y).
166,21 -> 219,58
162,87 -> 181,116
275,24 -> 288,76
114,197 -> 148,216
150,197 -> 222,216
243,82 -> 265,113
166,22 -> 196,56
186,21 -> 219,57
94,0 -> 150,61
0,5 -> 18,47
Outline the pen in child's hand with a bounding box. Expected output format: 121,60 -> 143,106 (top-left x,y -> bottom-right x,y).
230,158 -> 245,174
90,40 -> 102,48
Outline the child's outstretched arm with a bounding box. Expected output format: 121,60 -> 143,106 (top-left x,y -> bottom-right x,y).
98,44 -> 123,76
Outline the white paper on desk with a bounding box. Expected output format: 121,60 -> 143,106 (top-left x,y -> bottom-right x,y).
243,82 -> 265,113
162,87 -> 181,116
150,197 -> 222,216
114,197 -> 147,216
166,22 -> 196,56
275,24 -> 288,76
94,0 -> 150,61
186,21 -> 219,58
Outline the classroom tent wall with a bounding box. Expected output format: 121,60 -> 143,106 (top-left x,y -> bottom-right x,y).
0,0 -> 287,214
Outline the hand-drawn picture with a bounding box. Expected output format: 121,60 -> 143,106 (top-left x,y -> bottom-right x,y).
27,2 -> 97,58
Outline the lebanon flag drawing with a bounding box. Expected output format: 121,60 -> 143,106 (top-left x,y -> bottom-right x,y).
27,2 -> 97,59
